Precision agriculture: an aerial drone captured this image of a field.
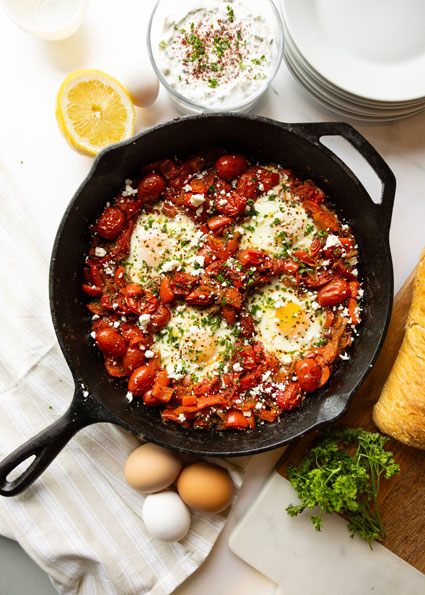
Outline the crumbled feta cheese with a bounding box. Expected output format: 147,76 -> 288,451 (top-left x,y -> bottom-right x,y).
339,352 -> 350,361
311,301 -> 320,311
138,313 -> 151,331
178,413 -> 186,422
144,350 -> 155,359
90,331 -> 96,339
190,193 -> 206,207
183,184 -> 192,192
95,247 -> 107,258
233,362 -> 243,372
161,260 -> 180,273
113,321 -> 120,328
324,234 -> 340,249
91,314 -> 100,321
281,355 -> 292,365
125,391 -> 134,403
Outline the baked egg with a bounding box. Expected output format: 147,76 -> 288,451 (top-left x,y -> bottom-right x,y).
237,190 -> 317,255
247,278 -> 326,362
151,305 -> 235,382
125,210 -> 205,283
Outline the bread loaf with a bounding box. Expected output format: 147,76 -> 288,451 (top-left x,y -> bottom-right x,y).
372,247 -> 425,449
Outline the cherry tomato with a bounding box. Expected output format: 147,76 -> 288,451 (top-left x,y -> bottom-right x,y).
96,207 -> 125,240
137,173 -> 166,202
223,410 -> 250,429
143,389 -> 160,406
223,287 -> 242,309
159,277 -> 175,304
104,356 -> 126,378
148,305 -> 171,331
159,159 -> 179,180
222,305 -> 236,325
295,359 -> 322,392
124,287 -> 158,315
317,279 -> 351,307
207,214 -> 234,232
214,191 -> 246,217
122,345 -> 146,375
275,382 -> 304,410
348,298 -> 361,325
95,327 -> 127,357
82,283 -> 103,297
120,323 -> 146,346
185,287 -> 215,305
292,182 -> 325,204
238,249 -> 267,267
128,365 -> 156,396
215,154 -> 248,180
236,172 -> 258,200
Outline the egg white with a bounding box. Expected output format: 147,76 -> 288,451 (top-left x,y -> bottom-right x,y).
152,305 -> 235,382
237,189 -> 317,255
126,210 -> 205,283
247,278 -> 326,362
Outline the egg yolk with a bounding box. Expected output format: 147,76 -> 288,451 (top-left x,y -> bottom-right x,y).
275,302 -> 311,339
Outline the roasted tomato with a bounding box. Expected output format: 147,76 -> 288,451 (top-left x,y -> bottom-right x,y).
96,207 -> 125,239
215,154 -> 248,180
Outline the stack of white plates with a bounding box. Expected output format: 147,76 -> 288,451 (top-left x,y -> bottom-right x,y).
280,0 -> 425,121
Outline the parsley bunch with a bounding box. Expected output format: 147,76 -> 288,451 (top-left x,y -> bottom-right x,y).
286,427 -> 400,547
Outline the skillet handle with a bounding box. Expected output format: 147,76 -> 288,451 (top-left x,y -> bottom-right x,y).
291,121 -> 396,236
0,388 -> 113,497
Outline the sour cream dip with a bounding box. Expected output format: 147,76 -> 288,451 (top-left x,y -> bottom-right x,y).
151,0 -> 279,109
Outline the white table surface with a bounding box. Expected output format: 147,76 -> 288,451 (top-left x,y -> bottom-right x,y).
1,1 -> 425,594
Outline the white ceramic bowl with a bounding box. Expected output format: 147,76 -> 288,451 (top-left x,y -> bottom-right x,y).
2,0 -> 89,41
147,0 -> 284,113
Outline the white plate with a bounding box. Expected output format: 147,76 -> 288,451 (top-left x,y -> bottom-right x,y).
285,42 -> 425,117
284,27 -> 425,110
282,0 -> 425,102
284,52 -> 425,122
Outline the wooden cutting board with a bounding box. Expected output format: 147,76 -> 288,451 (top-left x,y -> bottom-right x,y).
278,267 -> 425,573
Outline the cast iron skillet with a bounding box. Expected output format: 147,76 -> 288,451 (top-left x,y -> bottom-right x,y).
0,114 -> 395,496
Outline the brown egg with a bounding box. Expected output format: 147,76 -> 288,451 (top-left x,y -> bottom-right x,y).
177,462 -> 233,512
124,443 -> 182,493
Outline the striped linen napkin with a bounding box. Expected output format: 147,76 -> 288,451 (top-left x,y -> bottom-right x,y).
0,167 -> 245,595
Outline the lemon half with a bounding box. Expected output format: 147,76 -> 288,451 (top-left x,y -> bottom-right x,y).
56,69 -> 136,156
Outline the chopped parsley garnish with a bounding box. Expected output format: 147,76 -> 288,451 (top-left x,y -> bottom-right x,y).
209,78 -> 219,88
186,33 -> 205,61
159,40 -> 167,49
304,223 -> 314,236
213,36 -> 230,59
226,5 -> 235,22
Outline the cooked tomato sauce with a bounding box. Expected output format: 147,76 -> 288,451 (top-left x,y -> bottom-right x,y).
83,150 -> 361,430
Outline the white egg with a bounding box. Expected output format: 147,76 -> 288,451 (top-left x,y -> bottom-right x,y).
248,278 -> 326,359
112,51 -> 159,108
152,306 -> 234,381
143,490 -> 191,542
126,211 -> 206,283
237,190 -> 317,255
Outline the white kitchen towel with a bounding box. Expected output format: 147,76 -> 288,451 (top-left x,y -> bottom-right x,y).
0,167 -> 245,595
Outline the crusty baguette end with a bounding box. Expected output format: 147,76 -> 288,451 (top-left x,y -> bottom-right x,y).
372,248 -> 425,449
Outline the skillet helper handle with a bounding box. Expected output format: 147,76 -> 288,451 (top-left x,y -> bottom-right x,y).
292,121 -> 396,236
0,389 -> 107,497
